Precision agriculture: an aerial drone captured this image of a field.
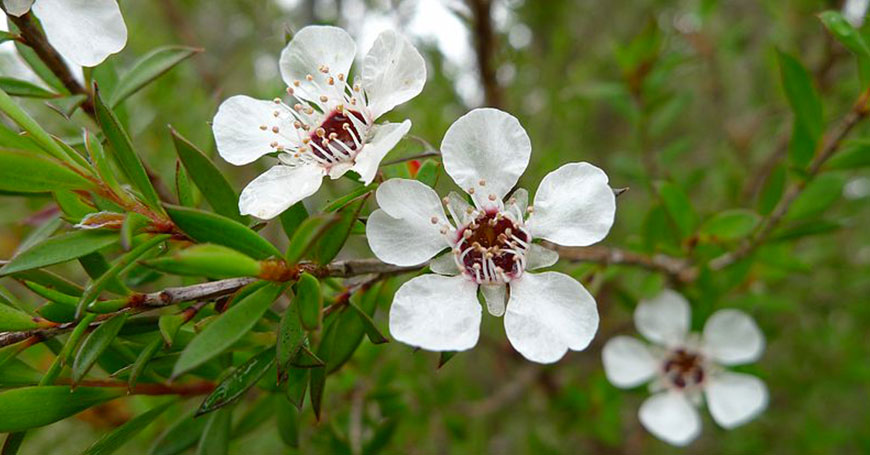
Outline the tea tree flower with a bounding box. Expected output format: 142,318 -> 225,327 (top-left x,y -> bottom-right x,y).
601,289 -> 768,446
3,0 -> 127,67
212,25 -> 426,220
366,108 -> 617,363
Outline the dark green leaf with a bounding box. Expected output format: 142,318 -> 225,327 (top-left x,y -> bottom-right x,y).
827,139 -> 870,169
777,50 -> 823,142
438,351 -> 457,369
196,407 -> 231,455
309,365 -> 326,421
786,173 -> 845,221
196,348 -> 275,416
149,409 -> 208,455
321,184 -> 376,212
72,313 -> 129,383
284,214 -> 339,265
277,295 -> 305,381
0,77 -> 59,98
128,336 -> 164,390
0,386 -> 124,432
81,400 -> 174,455
278,202 -> 309,240
13,38 -> 66,93
171,128 -> 244,222
0,230 -> 118,276
158,313 -> 185,347
111,46 -> 201,107
142,244 -> 262,278
295,272 -> 322,330
312,198 -> 366,264
657,181 -> 698,238
789,120 -> 815,168
0,303 -> 42,331
93,86 -> 163,211
284,367 -> 308,409
121,212 -> 151,251
700,209 -> 761,241
818,11 -> 870,60
772,219 -> 843,242
275,401 -> 299,447
172,282 -> 283,378
165,205 -> 281,260
0,149 -> 93,193
79,252 -> 131,296
319,282 -> 382,374
347,301 -> 389,344
758,164 -> 787,215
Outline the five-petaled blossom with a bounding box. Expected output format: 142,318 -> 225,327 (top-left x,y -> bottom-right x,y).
3,0 -> 127,67
366,108 -> 617,363
602,289 -> 768,446
212,25 -> 426,220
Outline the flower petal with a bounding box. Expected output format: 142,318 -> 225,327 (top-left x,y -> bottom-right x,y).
279,25 -> 356,102
238,164 -> 324,220
445,191 -> 474,225
366,179 -> 450,266
389,274 -> 481,351
213,95 -> 297,166
525,243 -> 559,270
702,309 -> 765,366
634,289 -> 690,347
639,392 -> 702,446
504,271 -> 599,363
527,162 -> 616,247
429,252 -> 459,276
704,372 -> 768,429
32,0 -> 127,67
351,120 -> 411,185
601,335 -> 658,388
361,30 -> 426,119
4,0 -> 34,16
441,108 -> 531,209
481,284 -> 506,317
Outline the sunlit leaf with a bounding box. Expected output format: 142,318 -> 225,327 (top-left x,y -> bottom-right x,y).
196,348 -> 275,416
0,386 -> 124,432
166,205 -> 282,260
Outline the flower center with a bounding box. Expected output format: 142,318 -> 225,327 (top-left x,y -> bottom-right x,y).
309,109 -> 367,162
454,210 -> 529,284
662,348 -> 705,389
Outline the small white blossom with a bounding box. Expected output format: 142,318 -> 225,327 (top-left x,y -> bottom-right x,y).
601,289 -> 768,446
366,108 -> 617,363
844,0 -> 870,27
3,0 -> 127,67
212,25 -> 427,220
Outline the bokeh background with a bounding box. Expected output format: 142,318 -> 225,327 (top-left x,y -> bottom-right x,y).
2,0 -> 870,453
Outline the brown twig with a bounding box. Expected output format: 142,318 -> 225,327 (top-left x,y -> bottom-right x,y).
467,0 -> 503,108
544,243 -> 695,282
710,87 -> 870,270
6,12 -> 94,114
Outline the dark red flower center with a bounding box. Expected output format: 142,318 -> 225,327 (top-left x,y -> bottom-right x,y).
662,348 -> 705,389
455,211 -> 528,283
309,109 -> 366,162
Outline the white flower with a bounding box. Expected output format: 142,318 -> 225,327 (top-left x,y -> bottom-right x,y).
844,0 -> 870,27
3,0 -> 127,67
601,289 -> 768,446
212,25 -> 427,220
366,108 -> 617,363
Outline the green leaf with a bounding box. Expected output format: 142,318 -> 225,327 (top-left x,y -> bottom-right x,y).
0,386 -> 124,432
93,86 -> 163,212
76,235 -> 169,317
699,209 -> 761,241
0,230 -> 118,276
0,303 -> 42,331
196,348 -> 275,416
295,273 -> 322,330
827,139 -> 870,169
172,282 -> 284,378
72,313 -> 129,383
789,119 -> 815,168
149,409 -> 208,455
319,282 -> 382,374
0,88 -> 75,166
438,351 -> 457,369
79,252 -> 131,296
158,313 -> 185,347
656,181 -> 698,238
758,164 -> 787,215
81,400 -> 174,455
196,407 -> 231,455
284,368 -> 309,409
415,159 -> 440,187
275,401 -> 299,448
85,129 -> 134,207
165,205 -> 281,260
0,77 -> 59,98
110,46 -> 200,106
320,184 -> 376,212
128,336 -> 163,390
772,219 -> 843,242
121,212 -> 151,251
312,198 -> 366,264
171,128 -> 244,222
818,11 -> 870,60
346,301 -> 389,344
13,38 -> 66,93
284,214 -> 339,265
777,50 -> 823,142
142,244 -> 262,279
277,295 -> 305,381
0,149 -> 92,193
23,281 -> 79,306
278,202 -> 309,240
309,365 -> 326,421
786,173 -> 846,221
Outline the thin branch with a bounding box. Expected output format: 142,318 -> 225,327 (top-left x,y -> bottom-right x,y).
710,87 -> 870,270
467,0 -> 503,108
544,243 -> 695,282
6,12 -> 94,114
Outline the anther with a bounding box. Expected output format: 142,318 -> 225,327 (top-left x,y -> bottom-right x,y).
319,95 -> 328,102
468,188 -> 475,195
286,87 -> 295,95
293,80 -> 301,87
305,74 -> 314,81
272,126 -> 280,133
430,216 -> 439,224
479,179 -> 486,186
273,97 -> 281,104
273,111 -> 280,117
488,194 -> 497,201
316,128 -> 326,137
259,125 -> 267,130
270,141 -> 278,148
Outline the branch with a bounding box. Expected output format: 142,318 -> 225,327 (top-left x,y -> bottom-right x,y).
710,87 -> 870,271
6,12 -> 94,114
544,243 -> 694,282
467,0 -> 503,108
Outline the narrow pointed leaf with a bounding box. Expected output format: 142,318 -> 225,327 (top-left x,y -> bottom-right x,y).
72,313 -> 129,383
128,336 -> 164,390
657,181 -> 698,238
277,296 -> 305,380
438,351 -> 457,368
275,401 -> 299,448
347,301 -> 389,344
165,205 -> 281,260
196,348 -> 275,416
284,214 -> 339,265
0,149 -> 93,193
284,368 -> 309,409
149,409 -> 208,455
142,244 -> 262,279
81,400 -> 174,455
0,230 -> 118,276
0,77 -> 59,98
171,128 -> 244,222
172,282 -> 283,378
278,202 -> 308,240
0,303 -> 43,331
295,273 -> 322,330
818,11 -> 870,59
312,198 -> 366,264
196,408 -> 231,455
777,50 -> 823,142
0,88 -> 72,163
700,209 -> 761,241
0,386 -> 124,432
111,46 -> 201,107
